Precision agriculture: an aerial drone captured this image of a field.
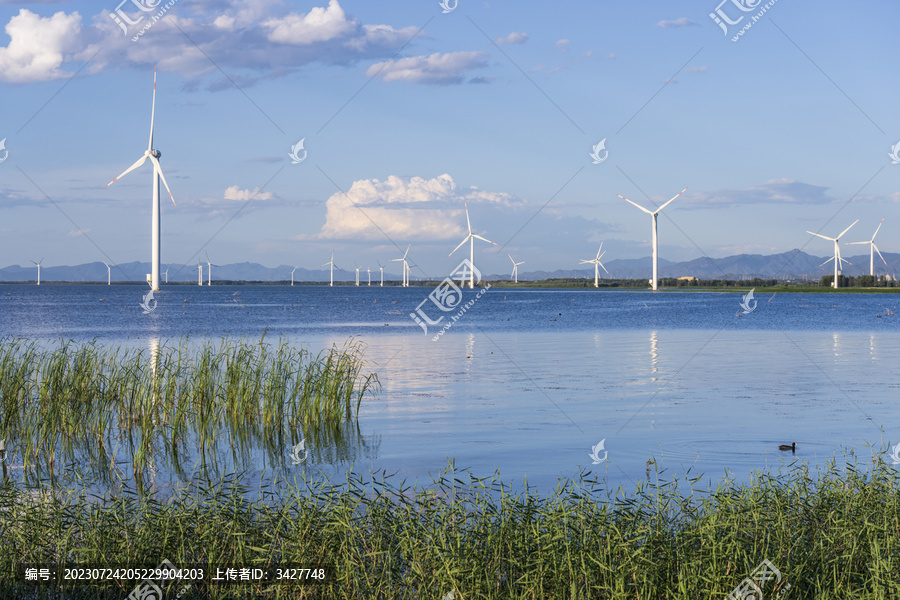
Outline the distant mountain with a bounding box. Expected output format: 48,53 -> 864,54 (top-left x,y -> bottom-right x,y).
2,250 -> 897,283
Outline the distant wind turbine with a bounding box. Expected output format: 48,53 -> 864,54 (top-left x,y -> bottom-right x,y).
580,243 -> 609,288
366,267 -> 371,286
354,264 -> 361,287
449,202 -> 497,289
163,267 -> 168,283
321,250 -> 337,286
390,245 -> 410,287
104,66 -> 176,292
205,252 -> 219,286
291,266 -> 298,286
508,253 -> 524,283
846,218 -> 887,277
103,262 -> 111,285
618,187 -> 687,291
808,220 -> 858,288
378,261 -> 384,287
197,264 -> 203,286
31,258 -> 43,285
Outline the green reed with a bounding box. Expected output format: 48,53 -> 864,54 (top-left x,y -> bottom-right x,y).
0,457 -> 898,599
0,336 -> 379,484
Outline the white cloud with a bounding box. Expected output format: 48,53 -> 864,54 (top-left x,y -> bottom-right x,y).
685,179 -> 836,208
656,17 -> 697,28
555,38 -> 570,50
223,185 -> 274,201
496,31 -> 527,45
307,174 -> 517,241
263,0 -> 355,45
67,228 -> 90,237
213,15 -> 236,31
687,65 -> 708,73
0,9 -> 83,83
366,51 -> 488,84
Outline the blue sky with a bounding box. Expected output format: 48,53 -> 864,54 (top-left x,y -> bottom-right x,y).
1,0 -> 899,280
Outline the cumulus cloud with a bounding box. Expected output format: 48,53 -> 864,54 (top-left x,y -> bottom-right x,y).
263,0 -> 354,44
305,174 -> 519,241
496,31 -> 527,45
67,228 -> 90,237
366,51 -> 488,84
0,9 -> 83,83
656,17 -> 697,28
685,179 -> 836,208
223,185 -> 274,202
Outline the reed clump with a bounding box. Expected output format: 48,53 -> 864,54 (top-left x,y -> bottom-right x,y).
0,458 -> 898,599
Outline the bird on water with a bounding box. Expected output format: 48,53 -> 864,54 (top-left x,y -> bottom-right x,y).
778,442 -> 796,451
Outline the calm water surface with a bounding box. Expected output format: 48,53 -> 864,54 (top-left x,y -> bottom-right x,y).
1,284 -> 898,495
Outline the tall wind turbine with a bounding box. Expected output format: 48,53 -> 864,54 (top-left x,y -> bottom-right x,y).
449,202 -> 497,289
366,267 -> 371,286
508,253 -> 524,283
378,261 -> 384,287
104,66 -> 176,292
31,258 -> 43,285
321,250 -> 337,286
197,264 -> 203,286
390,245 -> 410,287
846,218 -> 887,277
580,243 -> 609,288
291,266 -> 298,286
163,267 -> 168,283
103,262 -> 111,285
618,187 -> 687,291
808,220 -> 858,288
205,253 -> 218,286
354,264 -> 361,287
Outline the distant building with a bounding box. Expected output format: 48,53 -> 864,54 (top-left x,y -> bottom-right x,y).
677,276 -> 696,281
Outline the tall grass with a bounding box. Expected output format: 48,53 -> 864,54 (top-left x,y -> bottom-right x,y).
0,336 -> 379,486
0,458 -> 898,598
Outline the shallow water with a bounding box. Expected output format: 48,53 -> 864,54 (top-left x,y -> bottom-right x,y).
1,284 -> 898,495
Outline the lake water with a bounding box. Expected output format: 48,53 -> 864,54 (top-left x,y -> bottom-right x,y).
1,283 -> 899,496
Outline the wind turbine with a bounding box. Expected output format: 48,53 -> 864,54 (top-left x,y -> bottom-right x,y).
580,243 -> 609,288
31,258 -> 43,285
390,245 -> 410,287
103,262 -> 111,285
618,187 -> 687,291
808,220 -> 858,288
449,202 -> 497,289
104,66 -> 176,292
205,252 -> 219,286
354,264 -> 361,287
163,267 -> 168,283
291,266 -> 298,286
508,253 -> 524,283
846,218 -> 887,277
197,264 -> 203,286
366,267 -> 371,286
321,250 -> 337,286
378,261 -> 384,287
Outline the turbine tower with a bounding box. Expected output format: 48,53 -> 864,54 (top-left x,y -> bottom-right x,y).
354,264 -> 361,287
390,245 -> 410,287
31,258 -> 43,285
508,253 -> 524,283
846,218 -> 887,277
378,261 -> 384,286
205,253 -> 218,286
580,243 -> 609,288
618,187 -> 687,291
807,220 -> 858,288
163,267 -> 168,283
103,261 -> 111,285
104,66 -> 176,292
367,267 -> 371,286
291,266 -> 298,286
449,202 -> 497,289
197,264 -> 203,286
321,250 -> 337,286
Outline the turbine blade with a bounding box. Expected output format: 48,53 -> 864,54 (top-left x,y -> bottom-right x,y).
837,219 -> 859,240
845,241 -> 867,245
598,261 -> 609,274
105,154 -> 148,187
874,243 -> 888,267
148,66 -> 157,152
618,194 -> 653,215
579,259 -> 592,264
509,254 -> 515,265
872,217 -> 884,240
655,186 -> 687,214
149,155 -> 176,206
806,231 -> 834,241
472,234 -> 497,245
464,202 -> 472,234
448,236 -> 470,257
596,243 -> 603,259
819,256 -> 835,267
403,244 -> 410,259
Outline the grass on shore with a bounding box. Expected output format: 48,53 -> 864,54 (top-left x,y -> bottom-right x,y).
0,458 -> 898,599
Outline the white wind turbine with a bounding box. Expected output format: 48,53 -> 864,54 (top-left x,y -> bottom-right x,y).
31,258 -> 43,285
378,261 -> 384,287
354,264 -> 361,287
808,220 -> 858,288
205,253 -> 219,286
508,253 -> 524,283
103,262 -> 111,285
390,245 -> 410,287
104,66 -> 176,292
580,243 -> 609,288
197,264 -> 203,286
618,187 -> 687,291
449,202 -> 497,289
846,218 -> 887,277
366,267 -> 371,286
321,250 -> 337,286
163,267 -> 168,283
291,266 -> 298,286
